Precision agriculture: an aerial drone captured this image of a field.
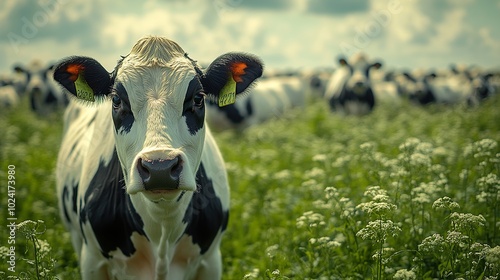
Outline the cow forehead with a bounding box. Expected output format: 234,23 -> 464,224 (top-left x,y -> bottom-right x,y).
116,64 -> 197,107
115,37 -> 198,103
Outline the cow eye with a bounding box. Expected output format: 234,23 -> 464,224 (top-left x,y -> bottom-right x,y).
193,92 -> 205,108
111,94 -> 122,108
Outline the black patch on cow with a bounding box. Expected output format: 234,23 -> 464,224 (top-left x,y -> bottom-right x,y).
182,77 -> 205,135
61,183 -> 80,224
218,102 -> 246,124
329,86 -> 375,112
206,97 -> 248,124
245,98 -> 253,117
72,184 -> 79,214
61,186 -> 71,223
78,198 -> 87,244
410,89 -> 435,105
30,94 -> 36,111
182,163 -> 229,254
44,90 -> 58,104
79,150 -> 146,258
111,82 -> 135,134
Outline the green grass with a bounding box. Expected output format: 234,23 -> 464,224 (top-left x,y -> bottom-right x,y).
0,95 -> 499,279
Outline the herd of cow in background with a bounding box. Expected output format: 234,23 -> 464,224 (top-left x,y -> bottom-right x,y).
1,53 -> 499,130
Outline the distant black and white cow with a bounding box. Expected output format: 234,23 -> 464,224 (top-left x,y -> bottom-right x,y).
460,68 -> 496,106
397,71 -> 438,105
397,68 -> 476,106
53,36 -> 263,279
324,53 -> 382,115
206,76 -> 307,131
15,60 -> 68,115
0,76 -> 21,108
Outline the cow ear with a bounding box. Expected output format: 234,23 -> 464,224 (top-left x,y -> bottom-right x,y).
371,62 -> 382,69
202,52 -> 263,106
53,56 -> 111,103
13,65 -> 25,73
450,64 -> 459,74
426,73 -> 437,79
403,72 -> 416,82
483,73 -> 493,80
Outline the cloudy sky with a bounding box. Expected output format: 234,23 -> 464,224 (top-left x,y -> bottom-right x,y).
1,0 -> 499,75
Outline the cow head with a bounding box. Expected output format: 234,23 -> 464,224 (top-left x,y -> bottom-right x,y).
339,53 -> 382,96
15,60 -> 55,105
53,36 -> 263,201
402,72 -> 436,101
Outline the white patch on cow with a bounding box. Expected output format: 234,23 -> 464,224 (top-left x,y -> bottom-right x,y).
0,85 -> 19,107
325,66 -> 351,100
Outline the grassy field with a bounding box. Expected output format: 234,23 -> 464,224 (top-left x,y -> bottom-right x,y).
0,95 -> 499,279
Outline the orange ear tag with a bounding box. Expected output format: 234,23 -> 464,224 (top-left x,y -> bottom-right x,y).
74,72 -> 95,102
218,73 -> 236,107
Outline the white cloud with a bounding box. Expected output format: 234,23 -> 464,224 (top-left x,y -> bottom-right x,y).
432,8 -> 467,51
0,0 -> 21,23
478,27 -> 500,50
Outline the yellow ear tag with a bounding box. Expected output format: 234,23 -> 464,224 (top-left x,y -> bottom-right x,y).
218,73 -> 236,107
74,72 -> 95,102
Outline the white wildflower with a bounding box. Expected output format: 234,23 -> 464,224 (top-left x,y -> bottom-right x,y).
418,233 -> 445,253
324,186 -> 339,200
312,154 -> 328,162
243,268 -> 260,279
432,197 -> 460,211
393,268 -> 417,280
356,219 -> 401,241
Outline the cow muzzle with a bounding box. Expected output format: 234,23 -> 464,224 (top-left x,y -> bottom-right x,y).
137,155 -> 183,191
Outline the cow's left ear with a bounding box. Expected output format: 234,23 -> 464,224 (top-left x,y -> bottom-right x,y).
13,65 -> 26,74
202,52 -> 263,106
53,56 -> 111,103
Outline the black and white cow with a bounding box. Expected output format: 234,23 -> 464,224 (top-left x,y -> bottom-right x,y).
397,71 -> 438,105
0,76 -> 21,108
15,60 -> 68,115
324,53 -> 382,115
461,68 -> 496,106
397,68 -> 477,106
206,76 -> 307,131
53,36 -> 263,279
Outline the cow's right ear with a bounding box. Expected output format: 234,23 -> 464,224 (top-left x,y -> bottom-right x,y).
403,72 -> 416,82
53,56 -> 111,103
338,57 -> 348,66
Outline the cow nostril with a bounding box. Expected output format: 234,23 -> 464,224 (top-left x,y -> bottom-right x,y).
137,156 -> 183,191
170,157 -> 182,178
137,158 -> 151,183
